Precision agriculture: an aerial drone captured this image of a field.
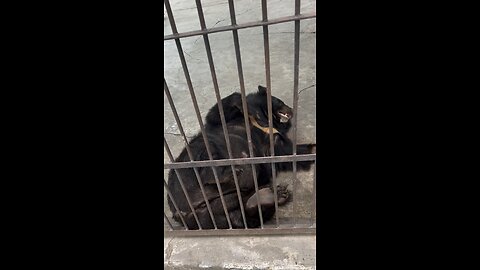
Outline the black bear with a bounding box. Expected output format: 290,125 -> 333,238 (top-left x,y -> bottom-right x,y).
167,85 -> 315,229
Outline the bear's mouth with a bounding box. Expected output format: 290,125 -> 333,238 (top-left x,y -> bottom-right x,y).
277,111 -> 291,123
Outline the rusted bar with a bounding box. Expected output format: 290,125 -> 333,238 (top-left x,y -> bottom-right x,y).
164,154 -> 316,169
311,160 -> 316,226
164,212 -> 174,230
228,0 -> 264,228
163,179 -> 188,229
164,138 -> 203,229
194,0 -> 248,229
165,0 -> 233,229
261,0 -> 280,227
164,80 -> 218,229
292,0 -> 301,226
164,12 -> 316,40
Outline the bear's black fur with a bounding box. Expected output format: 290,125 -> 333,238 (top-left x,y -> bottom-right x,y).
167,85 -> 315,229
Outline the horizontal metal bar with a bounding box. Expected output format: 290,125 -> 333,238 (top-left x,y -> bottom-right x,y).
164,12 -> 316,40
164,154 -> 316,169
165,227 -> 316,237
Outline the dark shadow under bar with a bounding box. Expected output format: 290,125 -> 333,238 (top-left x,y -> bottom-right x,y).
164,13 -> 316,40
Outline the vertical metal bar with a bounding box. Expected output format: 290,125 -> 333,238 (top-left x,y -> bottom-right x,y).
227,0 -> 264,228
311,159 -> 316,226
164,0 -> 178,34
164,80 -> 218,229
163,179 -> 188,229
164,212 -> 174,230
165,0 -> 233,229
261,0 -> 280,228
164,138 -> 203,229
194,0 -> 248,229
292,0 -> 301,226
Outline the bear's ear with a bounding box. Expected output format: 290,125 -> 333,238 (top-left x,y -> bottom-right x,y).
258,85 -> 267,95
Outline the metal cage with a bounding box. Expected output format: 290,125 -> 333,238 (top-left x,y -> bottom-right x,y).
164,0 -> 316,236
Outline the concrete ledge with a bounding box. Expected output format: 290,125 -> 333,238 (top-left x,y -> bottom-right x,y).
164,235 -> 316,270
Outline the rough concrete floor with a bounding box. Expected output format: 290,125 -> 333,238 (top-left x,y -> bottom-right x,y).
165,235 -> 316,270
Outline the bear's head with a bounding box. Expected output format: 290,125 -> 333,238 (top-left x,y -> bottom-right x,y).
246,85 -> 293,132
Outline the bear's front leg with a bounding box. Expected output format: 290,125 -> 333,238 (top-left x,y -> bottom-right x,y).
274,139 -> 316,172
